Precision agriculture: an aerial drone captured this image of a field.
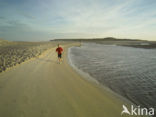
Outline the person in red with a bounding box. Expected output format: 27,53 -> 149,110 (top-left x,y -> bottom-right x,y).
56,44 -> 63,64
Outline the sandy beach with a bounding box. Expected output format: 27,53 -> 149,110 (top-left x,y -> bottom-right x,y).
0,43 -> 138,117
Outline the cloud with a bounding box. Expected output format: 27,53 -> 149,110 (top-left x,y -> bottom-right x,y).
0,0 -> 156,41
48,0 -> 136,33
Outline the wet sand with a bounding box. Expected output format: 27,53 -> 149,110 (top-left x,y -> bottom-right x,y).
0,43 -> 139,117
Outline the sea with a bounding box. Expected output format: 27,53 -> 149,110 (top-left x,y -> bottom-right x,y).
68,42 -> 156,109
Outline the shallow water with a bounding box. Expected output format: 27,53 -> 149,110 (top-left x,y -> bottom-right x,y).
68,43 -> 156,109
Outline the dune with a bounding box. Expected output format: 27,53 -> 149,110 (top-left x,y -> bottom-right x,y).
0,43 -> 142,117
0,38 -> 11,45
0,41 -> 59,72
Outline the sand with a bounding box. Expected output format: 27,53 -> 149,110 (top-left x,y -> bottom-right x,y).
0,43 -> 140,117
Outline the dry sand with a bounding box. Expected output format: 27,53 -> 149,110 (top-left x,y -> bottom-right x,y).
0,43 -> 138,117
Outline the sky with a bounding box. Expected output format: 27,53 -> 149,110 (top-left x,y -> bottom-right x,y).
0,0 -> 156,41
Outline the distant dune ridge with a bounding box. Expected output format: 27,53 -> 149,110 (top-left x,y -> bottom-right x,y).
0,38 -> 11,46
51,37 -> 156,49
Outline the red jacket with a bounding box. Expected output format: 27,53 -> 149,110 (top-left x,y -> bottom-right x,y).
56,47 -> 63,54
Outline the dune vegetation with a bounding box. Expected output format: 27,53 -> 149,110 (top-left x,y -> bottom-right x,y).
0,40 -> 56,73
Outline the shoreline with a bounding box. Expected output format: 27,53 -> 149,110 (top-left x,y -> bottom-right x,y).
67,42 -> 156,111
67,45 -> 135,106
